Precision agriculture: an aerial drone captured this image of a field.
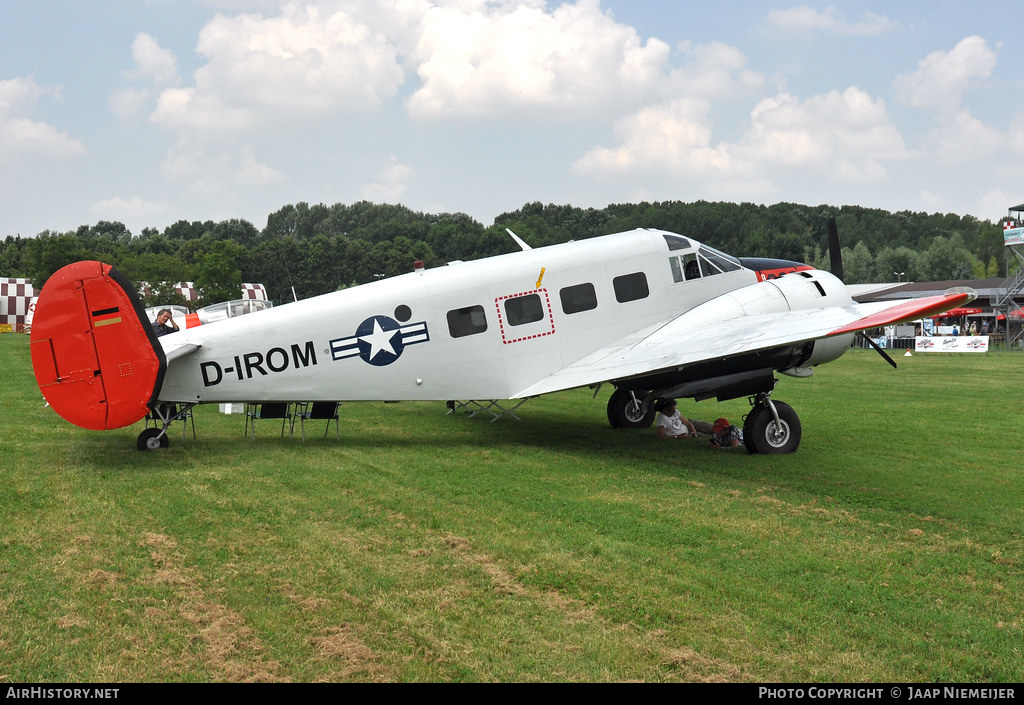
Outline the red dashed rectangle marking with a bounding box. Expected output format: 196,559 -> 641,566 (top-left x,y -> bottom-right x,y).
495,288 -> 556,344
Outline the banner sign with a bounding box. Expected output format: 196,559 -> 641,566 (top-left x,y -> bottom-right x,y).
915,336 -> 989,353
1005,226 -> 1024,246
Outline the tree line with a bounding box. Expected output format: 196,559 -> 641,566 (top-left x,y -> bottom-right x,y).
0,200 -> 1010,308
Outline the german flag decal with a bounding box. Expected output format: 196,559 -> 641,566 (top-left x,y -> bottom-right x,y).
91,306 -> 122,327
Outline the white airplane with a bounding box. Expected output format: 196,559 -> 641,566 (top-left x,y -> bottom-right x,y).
30,225 -> 972,453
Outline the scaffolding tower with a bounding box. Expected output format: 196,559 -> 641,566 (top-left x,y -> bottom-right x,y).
998,204 -> 1024,347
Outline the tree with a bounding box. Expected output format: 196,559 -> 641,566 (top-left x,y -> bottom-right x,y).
841,241 -> 875,283
193,240 -> 243,304
164,219 -> 214,241
874,246 -> 919,282
0,236 -> 26,277
117,252 -> 191,299
802,244 -> 830,271
425,214 -> 485,261
917,234 -> 977,281
22,233 -> 90,286
243,238 -> 301,303
212,219 -> 259,248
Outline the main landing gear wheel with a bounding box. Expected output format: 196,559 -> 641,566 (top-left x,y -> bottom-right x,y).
137,427 -> 169,451
607,388 -> 656,429
744,400 -> 800,454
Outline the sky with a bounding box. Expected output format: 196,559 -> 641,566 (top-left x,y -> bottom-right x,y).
2,0 -> 1022,239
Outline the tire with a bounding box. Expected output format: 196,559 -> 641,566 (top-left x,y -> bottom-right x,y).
137,427 -> 168,451
743,401 -> 801,454
607,388 -> 656,429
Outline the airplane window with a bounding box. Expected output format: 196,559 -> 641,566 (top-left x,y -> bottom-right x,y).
504,294 -> 544,326
669,257 -> 685,283
560,283 -> 597,314
662,234 -> 691,251
394,304 -> 412,322
698,254 -> 720,277
447,305 -> 488,338
683,253 -> 701,281
698,246 -> 742,273
613,272 -> 649,303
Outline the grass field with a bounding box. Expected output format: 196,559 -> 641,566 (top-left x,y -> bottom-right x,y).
1,334 -> 1021,682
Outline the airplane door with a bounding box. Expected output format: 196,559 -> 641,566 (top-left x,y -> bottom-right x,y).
495,289 -> 556,344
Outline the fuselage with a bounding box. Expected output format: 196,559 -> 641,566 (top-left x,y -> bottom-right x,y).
156,228 -> 850,404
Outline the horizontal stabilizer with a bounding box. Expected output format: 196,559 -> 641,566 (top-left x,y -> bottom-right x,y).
162,340 -> 201,363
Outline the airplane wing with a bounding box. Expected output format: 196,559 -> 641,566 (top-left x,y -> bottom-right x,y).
513,290 -> 972,398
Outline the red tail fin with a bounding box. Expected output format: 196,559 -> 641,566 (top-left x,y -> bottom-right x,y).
30,262 -> 166,431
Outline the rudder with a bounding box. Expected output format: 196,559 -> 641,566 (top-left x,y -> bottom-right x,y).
30,261 -> 166,431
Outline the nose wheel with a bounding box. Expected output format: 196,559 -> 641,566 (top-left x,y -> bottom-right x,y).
744,395 -> 801,454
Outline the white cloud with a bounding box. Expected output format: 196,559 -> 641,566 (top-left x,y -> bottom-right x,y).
739,87 -> 907,180
90,195 -> 173,222
924,109 -> 1002,165
986,114 -> 1024,184
127,33 -> 180,86
110,34 -> 181,120
406,0 -> 672,119
576,86 -> 906,186
0,76 -> 47,113
152,87 -> 252,132
150,2 -> 404,133
980,188 -> 1015,221
237,145 -> 287,186
1010,114 -> 1024,156
109,87 -> 151,121
893,36 -> 996,112
0,77 -> 86,160
766,6 -> 895,36
892,37 -> 1005,170
573,98 -> 733,177
666,41 -> 763,101
161,138 -> 284,196
361,154 -> 415,201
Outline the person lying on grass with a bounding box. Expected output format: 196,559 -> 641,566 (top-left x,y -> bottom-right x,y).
709,417 -> 743,449
655,399 -> 698,440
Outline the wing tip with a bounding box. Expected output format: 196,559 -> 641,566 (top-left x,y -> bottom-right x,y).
829,290 -> 975,336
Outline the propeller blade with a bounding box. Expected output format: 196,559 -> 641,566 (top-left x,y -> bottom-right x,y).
828,217 -> 844,281
857,332 -> 898,369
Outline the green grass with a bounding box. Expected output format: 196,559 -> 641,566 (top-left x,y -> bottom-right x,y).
1,334 -> 1021,682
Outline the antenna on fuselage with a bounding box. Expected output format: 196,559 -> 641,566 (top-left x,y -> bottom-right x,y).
506,228 -> 532,251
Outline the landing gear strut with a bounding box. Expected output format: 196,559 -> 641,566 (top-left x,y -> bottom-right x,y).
136,402 -> 196,451
137,427 -> 169,451
743,393 -> 801,454
607,388 -> 656,428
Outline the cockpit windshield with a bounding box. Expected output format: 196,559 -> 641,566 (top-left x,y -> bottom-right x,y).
698,245 -> 742,275
665,236 -> 742,282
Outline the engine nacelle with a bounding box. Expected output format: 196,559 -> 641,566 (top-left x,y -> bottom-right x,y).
779,333 -> 854,378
